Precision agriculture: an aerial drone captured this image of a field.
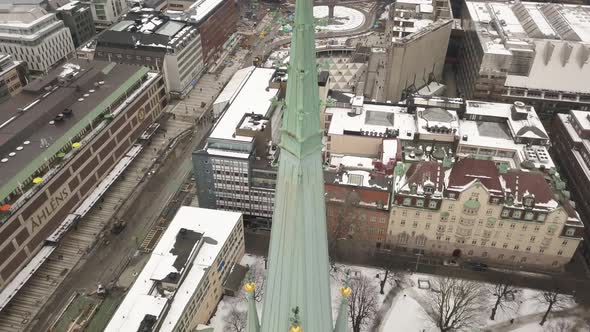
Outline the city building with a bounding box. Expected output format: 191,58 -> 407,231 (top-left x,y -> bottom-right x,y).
245,0 -> 349,329
552,110 -> 590,262
85,0 -> 127,31
193,66 -> 284,223
0,54 -> 27,101
165,0 -> 239,64
56,1 -> 96,48
365,0 -> 453,102
194,67 -> 331,223
388,158 -> 584,270
457,1 -> 590,118
0,4 -> 75,74
105,207 -> 245,332
94,10 -> 204,98
325,155 -> 393,257
0,60 -> 167,287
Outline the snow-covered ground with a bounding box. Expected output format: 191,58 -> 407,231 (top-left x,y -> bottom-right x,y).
313,6 -> 365,32
210,255 -> 583,332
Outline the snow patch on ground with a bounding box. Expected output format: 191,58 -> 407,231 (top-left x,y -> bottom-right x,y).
313,6 -> 365,32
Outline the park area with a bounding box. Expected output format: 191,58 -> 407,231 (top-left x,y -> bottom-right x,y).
210,255 -> 590,332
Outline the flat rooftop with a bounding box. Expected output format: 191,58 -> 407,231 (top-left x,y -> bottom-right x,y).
105,207 -> 242,332
208,67 -> 278,143
327,103 -> 416,140
0,5 -> 48,25
98,10 -> 197,50
0,61 -> 149,195
188,0 -> 225,23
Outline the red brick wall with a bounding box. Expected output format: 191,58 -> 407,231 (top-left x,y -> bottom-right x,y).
198,0 -> 239,63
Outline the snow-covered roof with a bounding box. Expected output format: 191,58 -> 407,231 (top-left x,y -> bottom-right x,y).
465,1 -> 590,84
188,0 -> 224,24
104,207 -> 242,332
213,66 -> 255,108
209,67 -> 278,142
327,103 -> 416,140
504,40 -> 590,94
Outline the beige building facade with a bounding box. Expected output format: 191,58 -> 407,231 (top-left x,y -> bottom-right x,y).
388,159 -> 584,270
105,207 -> 245,332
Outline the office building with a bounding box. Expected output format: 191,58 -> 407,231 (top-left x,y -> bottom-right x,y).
105,207 -> 245,332
165,0 -> 239,64
0,60 -> 167,287
95,10 -> 204,98
193,67 -> 284,223
0,54 -> 27,101
0,4 -> 75,74
57,1 -> 96,48
457,1 -> 590,118
365,0 -> 453,102
85,0 -> 127,31
552,110 -> 590,262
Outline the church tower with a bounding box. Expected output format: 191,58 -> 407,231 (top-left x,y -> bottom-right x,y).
244,0 -> 350,331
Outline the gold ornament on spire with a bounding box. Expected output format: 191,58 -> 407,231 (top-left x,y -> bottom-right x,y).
289,325 -> 302,332
244,282 -> 256,294
340,286 -> 352,298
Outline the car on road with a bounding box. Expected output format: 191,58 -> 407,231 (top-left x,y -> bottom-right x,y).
463,261 -> 489,271
443,259 -> 459,267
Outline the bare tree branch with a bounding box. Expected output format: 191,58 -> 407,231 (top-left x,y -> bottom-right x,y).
421,277 -> 486,332
348,274 -> 378,332
486,279 -> 520,320
533,285 -> 573,326
223,306 -> 246,332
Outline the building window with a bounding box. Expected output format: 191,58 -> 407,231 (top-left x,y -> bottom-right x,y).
557,250 -> 563,256
501,209 -> 510,218
472,240 -> 477,245
565,228 -> 575,237
482,251 -> 488,257
526,246 -> 531,251
491,241 -> 496,247
428,200 -> 437,209
530,236 -> 536,242
403,198 -> 411,206
416,199 -> 424,208
537,214 -> 546,222
499,254 -> 504,260
520,257 -> 527,263
370,216 -> 377,223
514,245 -> 520,250
503,243 -> 508,249
512,210 -> 522,219
510,223 -> 516,229
486,209 -> 493,216
425,223 -> 431,230
468,250 -> 473,256
525,212 -> 534,220
552,261 -> 558,266
412,221 -> 418,228
562,240 -> 568,246
534,226 -> 540,232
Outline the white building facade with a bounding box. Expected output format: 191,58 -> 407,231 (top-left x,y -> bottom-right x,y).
0,5 -> 75,74
85,0 -> 128,31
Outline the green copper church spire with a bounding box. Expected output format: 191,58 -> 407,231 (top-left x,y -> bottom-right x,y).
244,0 -> 348,331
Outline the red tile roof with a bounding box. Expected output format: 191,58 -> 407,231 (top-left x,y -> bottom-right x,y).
403,161 -> 445,193
325,183 -> 390,209
501,170 -> 554,205
447,159 -> 502,194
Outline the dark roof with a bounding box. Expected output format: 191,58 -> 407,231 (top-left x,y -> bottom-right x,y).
328,90 -> 352,103
0,61 -> 146,189
222,264 -> 248,293
403,161 -> 445,193
318,71 -> 329,86
501,170 -> 554,205
325,181 -> 390,209
97,30 -> 169,51
447,158 -> 503,194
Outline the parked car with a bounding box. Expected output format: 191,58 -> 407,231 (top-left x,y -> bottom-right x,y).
443,259 -> 459,267
463,261 -> 489,271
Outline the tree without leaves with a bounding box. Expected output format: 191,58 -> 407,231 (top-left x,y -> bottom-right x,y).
421,277 -> 486,332
223,306 -> 246,332
534,286 -> 573,326
247,262 -> 266,303
378,268 -> 408,295
348,274 -> 378,332
487,280 -> 520,320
